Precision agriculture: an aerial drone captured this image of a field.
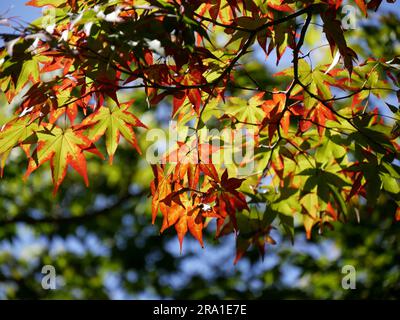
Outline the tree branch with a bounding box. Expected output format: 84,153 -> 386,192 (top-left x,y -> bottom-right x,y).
259,10 -> 313,181
0,191 -> 145,227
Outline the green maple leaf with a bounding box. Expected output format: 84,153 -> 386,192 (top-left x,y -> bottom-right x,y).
25,124 -> 101,194
80,102 -> 146,163
0,116 -> 38,174
26,0 -> 65,7
225,93 -> 266,125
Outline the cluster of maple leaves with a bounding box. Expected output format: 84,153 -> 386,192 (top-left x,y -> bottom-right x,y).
0,0 -> 399,262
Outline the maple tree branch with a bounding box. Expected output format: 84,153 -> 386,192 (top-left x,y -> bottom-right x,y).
193,4 -> 321,33
193,16 -> 266,150
295,116 -> 352,136
259,10 -> 313,182
206,4 -> 322,88
192,5 -> 322,150
192,12 -> 263,168
27,3 -> 325,121
326,87 -> 396,103
2,3 -> 325,102
286,139 -> 315,168
276,10 -> 392,155
82,5 -> 323,94
228,84 -> 284,94
294,70 -> 394,156
192,13 -> 251,33
0,191 -> 145,227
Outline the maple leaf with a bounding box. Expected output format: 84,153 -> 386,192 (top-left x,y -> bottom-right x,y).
321,11 -> 358,75
26,0 -> 64,7
163,138 -> 220,165
261,92 -> 290,142
150,164 -> 173,224
159,193 -> 205,251
234,226 -> 275,264
205,169 -> 249,236
346,172 -> 363,201
0,116 -> 38,175
49,104 -> 78,125
151,164 -> 244,251
24,124 -> 102,194
299,102 -> 338,136
151,161 -> 220,222
171,65 -> 207,116
92,75 -> 121,108
79,102 -> 146,163
354,0 -> 368,16
199,0 -> 240,23
324,0 -> 343,10
267,0 -> 294,12
173,88 -> 202,116
224,93 -> 266,125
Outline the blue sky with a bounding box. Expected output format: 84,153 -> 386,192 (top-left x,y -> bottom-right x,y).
0,1 -> 41,23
